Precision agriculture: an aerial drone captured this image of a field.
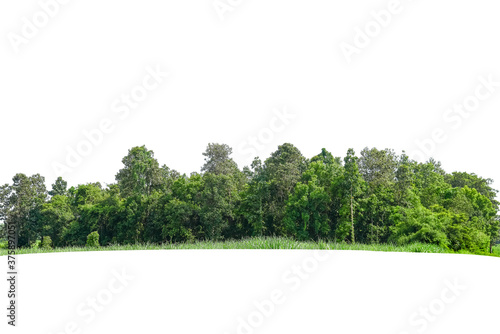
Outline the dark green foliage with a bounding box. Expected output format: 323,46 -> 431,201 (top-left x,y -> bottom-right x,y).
41,195 -> 74,247
49,177 -> 68,197
162,198 -> 197,243
445,171 -> 499,209
262,143 -> 307,235
284,174 -> 330,240
1,144 -> 498,255
201,143 -> 240,176
0,173 -> 47,247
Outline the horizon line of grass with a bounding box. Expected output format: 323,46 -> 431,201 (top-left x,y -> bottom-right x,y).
1,236 -> 499,257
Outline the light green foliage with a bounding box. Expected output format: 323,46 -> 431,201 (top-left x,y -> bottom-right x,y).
41,195 -> 74,247
115,146 -> 162,197
413,159 -> 450,208
445,171 -> 499,209
389,205 -> 449,248
86,231 -> 100,248
41,236 -> 53,249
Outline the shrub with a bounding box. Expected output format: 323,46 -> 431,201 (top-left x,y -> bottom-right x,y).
41,236 -> 53,249
86,231 -> 100,248
389,205 -> 449,248
31,240 -> 41,249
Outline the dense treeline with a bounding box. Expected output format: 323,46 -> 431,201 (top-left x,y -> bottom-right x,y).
1,143 -> 499,253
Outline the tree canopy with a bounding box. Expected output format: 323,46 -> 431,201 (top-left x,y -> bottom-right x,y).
1,143 -> 498,254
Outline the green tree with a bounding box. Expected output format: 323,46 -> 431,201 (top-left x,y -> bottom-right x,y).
389,205 -> 448,248
86,231 -> 100,247
0,174 -> 47,247
338,149 -> 365,243
263,143 -> 307,235
240,158 -> 269,236
358,147 -> 397,189
41,194 -> 74,247
115,146 -> 162,197
41,236 -> 53,249
48,177 -> 68,197
414,160 -> 450,208
357,148 -> 397,243
201,143 -> 240,176
395,152 -> 416,207
200,173 -> 240,240
284,172 -> 330,240
159,164 -> 180,195
445,171 -> 499,210
61,183 -> 104,246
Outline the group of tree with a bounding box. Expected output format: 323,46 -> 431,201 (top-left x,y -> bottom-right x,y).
1,143 -> 499,253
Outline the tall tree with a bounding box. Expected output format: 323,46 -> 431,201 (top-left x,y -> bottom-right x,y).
115,146 -> 162,197
200,173 -> 239,240
358,147 -> 397,189
339,149 -> 365,243
201,143 -> 239,176
444,171 -> 499,210
1,174 -> 47,246
284,170 -> 330,240
263,143 -> 307,235
48,176 -> 68,197
41,194 -> 74,247
159,164 -> 180,195
240,158 -> 269,236
395,152 -> 416,207
414,160 -> 450,208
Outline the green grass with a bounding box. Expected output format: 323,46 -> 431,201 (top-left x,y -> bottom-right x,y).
1,237 -> 498,257
492,244 -> 500,256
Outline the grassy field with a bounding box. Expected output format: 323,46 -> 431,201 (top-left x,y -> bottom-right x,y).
1,237 -> 499,257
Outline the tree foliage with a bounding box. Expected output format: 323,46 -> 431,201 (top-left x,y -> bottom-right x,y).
1,144 -> 498,254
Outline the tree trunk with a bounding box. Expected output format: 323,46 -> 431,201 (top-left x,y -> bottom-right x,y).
350,186 -> 355,244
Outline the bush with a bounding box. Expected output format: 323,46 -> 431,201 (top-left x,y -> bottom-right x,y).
0,240 -> 8,249
468,230 -> 490,253
86,231 -> 100,248
41,236 -> 53,249
389,206 -> 449,248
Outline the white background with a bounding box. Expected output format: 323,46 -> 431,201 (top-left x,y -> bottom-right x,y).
0,0 -> 499,197
2,250 -> 499,333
